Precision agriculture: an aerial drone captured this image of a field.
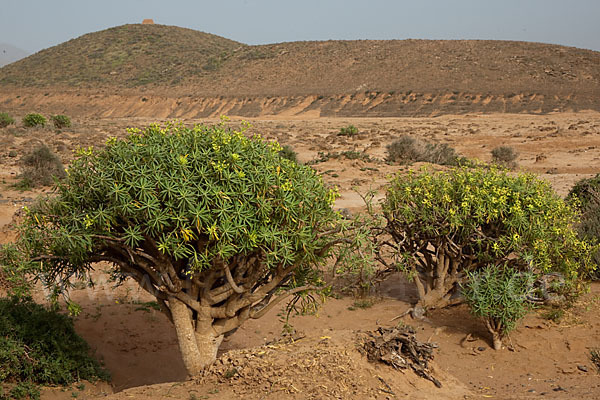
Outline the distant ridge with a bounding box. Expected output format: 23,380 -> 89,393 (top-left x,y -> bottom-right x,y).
1,24 -> 599,116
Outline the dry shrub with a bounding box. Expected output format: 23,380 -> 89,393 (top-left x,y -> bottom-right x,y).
17,144 -> 65,189
386,135 -> 459,166
491,146 -> 518,169
51,115 -> 71,129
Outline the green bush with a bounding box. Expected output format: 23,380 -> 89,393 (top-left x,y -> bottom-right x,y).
386,135 -> 460,166
0,112 -> 15,128
380,167 -> 594,312
568,174 -> 600,278
22,113 -> 46,128
16,144 -> 66,189
568,173 -> 600,206
0,297 -> 109,399
3,121 -> 351,376
278,144 -> 299,163
462,265 -> 534,350
491,146 -> 518,169
338,125 -> 359,137
51,115 -> 71,129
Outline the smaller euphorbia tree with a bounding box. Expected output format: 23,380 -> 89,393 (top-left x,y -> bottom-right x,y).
379,166 -> 594,312
1,121 -> 351,376
462,265 -> 534,350
567,174 -> 600,278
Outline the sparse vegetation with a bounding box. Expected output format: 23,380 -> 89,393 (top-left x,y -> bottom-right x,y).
491,146 -> 518,169
22,113 -> 46,128
348,298 -> 375,310
16,144 -> 65,189
338,125 -> 359,137
386,135 -> 460,166
0,24 -> 244,88
542,306 -> 565,323
51,114 -> 71,129
0,297 -> 109,399
0,112 -> 15,128
309,150 -> 372,164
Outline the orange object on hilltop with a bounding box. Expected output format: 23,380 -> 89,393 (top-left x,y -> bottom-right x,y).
142,19 -> 154,24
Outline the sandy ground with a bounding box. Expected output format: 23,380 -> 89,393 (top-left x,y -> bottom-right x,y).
1,111 -> 600,399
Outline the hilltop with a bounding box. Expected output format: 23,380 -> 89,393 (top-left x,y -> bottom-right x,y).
1,23 -> 599,117
0,24 -> 244,87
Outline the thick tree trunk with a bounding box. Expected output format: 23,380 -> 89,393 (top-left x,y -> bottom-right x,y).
417,287 -> 451,309
416,276 -> 456,310
169,296 -> 222,376
492,333 -> 503,351
194,330 -> 224,369
485,319 -> 503,350
414,248 -> 460,310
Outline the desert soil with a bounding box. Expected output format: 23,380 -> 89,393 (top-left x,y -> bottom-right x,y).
1,111 -> 600,399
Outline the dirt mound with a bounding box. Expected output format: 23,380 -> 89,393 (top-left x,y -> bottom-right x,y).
103,330 -> 471,400
1,24 -> 599,116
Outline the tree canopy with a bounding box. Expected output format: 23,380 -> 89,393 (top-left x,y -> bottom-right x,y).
1,121 -> 344,374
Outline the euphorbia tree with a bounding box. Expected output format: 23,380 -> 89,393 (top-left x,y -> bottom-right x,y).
379,166 -> 594,311
1,122 -> 344,375
462,265 -> 534,350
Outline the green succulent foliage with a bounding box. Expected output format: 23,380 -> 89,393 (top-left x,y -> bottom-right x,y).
568,173 -> 600,206
51,115 -> 71,129
22,113 -> 46,128
6,121 -> 339,290
338,125 -> 358,136
462,265 -> 534,334
383,167 -> 595,285
0,112 -> 15,128
567,174 -> 600,278
0,297 -> 109,399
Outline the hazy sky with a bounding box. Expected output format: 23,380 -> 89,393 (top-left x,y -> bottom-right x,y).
2,0 -> 599,54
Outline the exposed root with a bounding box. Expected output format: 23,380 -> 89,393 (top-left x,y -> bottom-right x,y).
359,326 -> 442,388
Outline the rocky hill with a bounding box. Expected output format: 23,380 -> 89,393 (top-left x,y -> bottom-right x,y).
1,23 -> 599,117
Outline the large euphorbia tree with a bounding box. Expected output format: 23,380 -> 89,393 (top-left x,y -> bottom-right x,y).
1,122 -> 344,375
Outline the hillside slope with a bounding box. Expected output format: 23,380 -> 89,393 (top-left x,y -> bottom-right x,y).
1,24 -> 599,116
0,24 -> 244,87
